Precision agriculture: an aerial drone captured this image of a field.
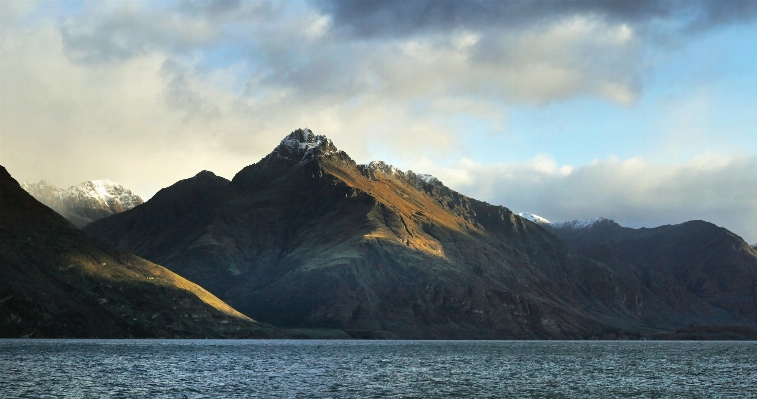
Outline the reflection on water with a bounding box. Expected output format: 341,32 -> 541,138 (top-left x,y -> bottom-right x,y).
1,339 -> 755,398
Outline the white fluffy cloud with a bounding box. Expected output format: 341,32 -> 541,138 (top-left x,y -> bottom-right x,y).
424,154 -> 757,244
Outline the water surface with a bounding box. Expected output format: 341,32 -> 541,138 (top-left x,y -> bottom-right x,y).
1,340 -> 755,398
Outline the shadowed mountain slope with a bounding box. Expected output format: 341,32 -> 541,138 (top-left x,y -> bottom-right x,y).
86,129 -> 757,338
0,166 -> 284,338
548,219 -> 757,324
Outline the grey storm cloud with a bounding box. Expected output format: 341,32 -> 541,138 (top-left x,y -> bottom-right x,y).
317,0 -> 757,37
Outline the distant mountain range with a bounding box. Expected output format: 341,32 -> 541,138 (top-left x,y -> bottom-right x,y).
1,166 -> 283,338
82,129 -> 757,339
22,179 -> 143,228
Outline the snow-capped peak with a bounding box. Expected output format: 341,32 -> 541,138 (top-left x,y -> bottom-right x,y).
269,128 -> 337,164
64,179 -> 144,209
518,212 -> 551,225
279,128 -> 320,151
22,178 -> 143,227
550,217 -> 607,230
77,179 -> 118,199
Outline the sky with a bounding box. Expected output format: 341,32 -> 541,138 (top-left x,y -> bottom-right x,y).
2,0 -> 757,243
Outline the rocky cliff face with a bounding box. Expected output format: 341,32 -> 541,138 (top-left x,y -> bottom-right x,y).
21,179 -> 143,228
1,166 -> 283,338
85,129 -> 757,338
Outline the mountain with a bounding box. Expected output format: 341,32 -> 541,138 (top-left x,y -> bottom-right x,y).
1,165 -> 283,338
517,213 -> 607,231
22,179 -> 143,228
550,217 -> 608,230
545,218 -> 757,325
85,129 -> 757,339
517,212 -> 551,225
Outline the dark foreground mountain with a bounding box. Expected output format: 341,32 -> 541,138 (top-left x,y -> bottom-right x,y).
546,218 -> 757,325
22,179 -> 143,228
0,166 -> 284,338
86,129 -> 757,338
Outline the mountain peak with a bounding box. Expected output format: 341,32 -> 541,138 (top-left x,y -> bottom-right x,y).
65,179 -> 142,207
194,170 -> 219,179
22,178 -> 143,227
266,128 -> 338,165
550,217 -> 608,230
518,212 -> 551,225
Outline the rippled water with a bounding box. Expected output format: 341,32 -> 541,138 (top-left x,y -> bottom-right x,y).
1,339 -> 755,398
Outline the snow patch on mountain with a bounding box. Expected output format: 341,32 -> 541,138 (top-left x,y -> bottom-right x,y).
63,179 -> 144,210
550,217 -> 607,230
417,173 -> 441,185
518,212 -> 551,225
518,212 -> 609,229
270,128 -> 337,164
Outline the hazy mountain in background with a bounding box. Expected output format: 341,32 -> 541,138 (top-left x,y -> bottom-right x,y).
22,179 -> 143,228
85,129 -> 757,339
0,165 -> 284,338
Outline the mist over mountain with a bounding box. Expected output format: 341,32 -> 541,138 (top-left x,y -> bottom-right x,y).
22,179 -> 143,228
85,129 -> 757,339
1,165 -> 282,338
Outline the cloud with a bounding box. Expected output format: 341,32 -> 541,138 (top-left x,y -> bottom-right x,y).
59,0 -> 279,63
424,153 -> 757,244
2,0 -> 755,246
0,0 -> 646,196
52,0 -> 646,106
0,5 -> 472,197
318,0 -> 757,38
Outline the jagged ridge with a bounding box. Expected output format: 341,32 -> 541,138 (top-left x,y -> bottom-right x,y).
85,129 -> 757,339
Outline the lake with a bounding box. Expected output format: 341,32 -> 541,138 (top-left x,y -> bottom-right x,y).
1,340 -> 755,398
